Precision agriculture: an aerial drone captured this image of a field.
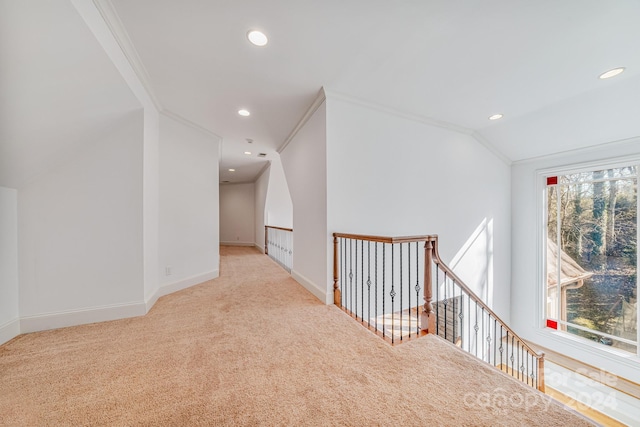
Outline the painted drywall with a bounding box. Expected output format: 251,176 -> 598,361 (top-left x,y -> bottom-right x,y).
325,95 -> 511,319
0,187 -> 19,344
220,183 -> 255,245
158,114 -> 221,294
265,157 -> 293,229
143,107 -> 160,302
254,164 -> 270,252
511,137 -> 640,384
18,110 -> 145,331
280,101 -> 328,303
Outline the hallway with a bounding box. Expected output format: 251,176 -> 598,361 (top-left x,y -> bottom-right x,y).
0,246 -> 591,426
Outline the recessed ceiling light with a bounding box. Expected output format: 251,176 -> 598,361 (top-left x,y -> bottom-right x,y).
488,114 -> 503,121
247,30 -> 268,47
599,67 -> 625,79
238,109 -> 250,117
228,169 -> 236,172
244,151 -> 252,155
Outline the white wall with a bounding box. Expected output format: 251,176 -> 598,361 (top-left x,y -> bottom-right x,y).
280,101 -> 328,303
18,110 -> 146,332
254,164 -> 270,252
143,107 -> 160,303
512,137 -> 640,384
265,157 -> 293,229
0,187 -> 19,344
325,96 -> 512,318
220,183 -> 255,245
157,114 -> 221,297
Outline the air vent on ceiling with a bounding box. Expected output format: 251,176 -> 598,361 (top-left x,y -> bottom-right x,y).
258,153 -> 267,157
221,180 -> 230,183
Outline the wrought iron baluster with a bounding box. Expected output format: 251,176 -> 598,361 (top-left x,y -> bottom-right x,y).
415,242 -> 420,335
367,241 -> 371,328
375,243 -> 378,334
382,244 -> 386,338
391,244 -> 395,344
400,243 -> 403,341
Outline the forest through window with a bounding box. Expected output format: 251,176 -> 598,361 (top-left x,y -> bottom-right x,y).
545,166 -> 638,354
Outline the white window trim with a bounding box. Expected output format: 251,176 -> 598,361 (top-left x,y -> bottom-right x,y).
536,154 -> 640,360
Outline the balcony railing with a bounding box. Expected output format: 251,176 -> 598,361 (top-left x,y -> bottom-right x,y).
265,226 -> 293,273
333,232 -> 545,391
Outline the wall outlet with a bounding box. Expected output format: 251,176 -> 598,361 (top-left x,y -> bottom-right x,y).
165,267 -> 172,276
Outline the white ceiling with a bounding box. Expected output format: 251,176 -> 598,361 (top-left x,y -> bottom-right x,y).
3,1 -> 640,187
0,0 -> 140,189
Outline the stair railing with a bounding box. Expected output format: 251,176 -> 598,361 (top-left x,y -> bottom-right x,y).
265,226 -> 293,273
333,232 -> 545,391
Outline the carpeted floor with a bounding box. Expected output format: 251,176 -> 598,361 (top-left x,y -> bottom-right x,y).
0,246 -> 594,426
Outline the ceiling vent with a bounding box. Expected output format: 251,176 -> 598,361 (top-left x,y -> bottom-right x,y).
258,153 -> 267,157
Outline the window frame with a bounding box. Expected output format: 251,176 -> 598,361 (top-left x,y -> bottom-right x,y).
537,155 -> 640,358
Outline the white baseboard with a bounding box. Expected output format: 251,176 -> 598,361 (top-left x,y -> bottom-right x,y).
254,243 -> 265,253
291,269 -> 331,305
20,302 -> 147,334
0,318 -> 20,346
220,241 -> 254,247
146,270 -> 219,312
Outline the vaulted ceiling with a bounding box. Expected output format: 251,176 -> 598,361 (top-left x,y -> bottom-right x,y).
2,1 -> 640,186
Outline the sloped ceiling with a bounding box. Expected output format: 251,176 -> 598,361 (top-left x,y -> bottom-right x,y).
3,1 -> 640,186
106,0 -> 640,181
0,0 -> 141,189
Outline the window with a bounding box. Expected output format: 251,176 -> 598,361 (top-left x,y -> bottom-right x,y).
544,164 -> 638,355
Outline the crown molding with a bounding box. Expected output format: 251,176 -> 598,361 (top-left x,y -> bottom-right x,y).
277,88 -> 326,153
160,110 -> 223,142
471,131 -> 512,166
323,89 -> 511,166
93,0 -> 163,111
512,135 -> 640,166
253,161 -> 271,183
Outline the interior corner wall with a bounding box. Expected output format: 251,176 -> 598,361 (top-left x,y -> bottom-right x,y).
158,114 -> 221,294
265,157 -> 293,229
511,138 -> 640,384
280,101 -> 329,303
18,110 -> 146,332
219,183 -> 255,245
325,97 -> 512,319
143,108 -> 160,302
0,186 -> 19,344
254,165 -> 270,252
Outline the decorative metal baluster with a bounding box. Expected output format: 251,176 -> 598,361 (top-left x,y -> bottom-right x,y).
443,272 -> 448,341
367,241 -> 371,328
499,325 -> 504,369
436,265 -> 440,336
474,301 -> 479,358
391,244 -> 395,344
382,244 -> 386,339
408,243 -> 412,338
400,243 -> 403,341
459,293 -> 465,351
355,240 -> 358,320
375,243 -> 378,334
493,318 -> 497,367
361,240 -> 364,323
415,242 -> 420,336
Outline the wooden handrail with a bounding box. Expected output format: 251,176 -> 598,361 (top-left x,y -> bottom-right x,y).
333,232 -> 436,244
266,225 -> 293,232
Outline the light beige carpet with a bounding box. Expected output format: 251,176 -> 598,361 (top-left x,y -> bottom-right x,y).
0,246 -> 593,426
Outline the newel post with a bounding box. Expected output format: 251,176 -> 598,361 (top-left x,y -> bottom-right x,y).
537,353 -> 546,392
421,238 -> 436,333
333,235 -> 341,307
